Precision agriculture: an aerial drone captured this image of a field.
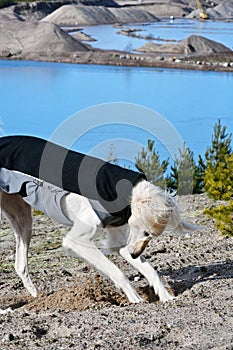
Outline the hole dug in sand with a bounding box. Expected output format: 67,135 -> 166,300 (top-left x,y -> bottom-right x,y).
1,275 -> 163,313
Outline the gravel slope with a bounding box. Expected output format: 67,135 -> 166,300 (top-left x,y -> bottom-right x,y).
0,193 -> 232,349
0,20 -> 89,58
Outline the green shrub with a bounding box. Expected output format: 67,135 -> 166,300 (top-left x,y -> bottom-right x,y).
204,119 -> 233,200
203,119 -> 233,237
204,200 -> 233,237
167,145 -> 204,195
135,139 -> 169,188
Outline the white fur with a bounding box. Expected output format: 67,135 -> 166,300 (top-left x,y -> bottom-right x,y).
1,180 -> 200,303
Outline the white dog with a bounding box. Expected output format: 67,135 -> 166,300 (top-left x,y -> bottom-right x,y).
0,136 -> 199,303
1,178 -> 198,304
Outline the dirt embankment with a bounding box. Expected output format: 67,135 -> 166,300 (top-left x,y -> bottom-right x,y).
0,193 -> 232,349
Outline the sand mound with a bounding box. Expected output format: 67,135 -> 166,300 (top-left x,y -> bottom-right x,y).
208,0 -> 233,19
0,20 -> 89,58
0,0 -> 119,21
182,35 -> 232,54
187,0 -> 233,19
137,35 -> 232,54
0,275 -> 160,313
42,5 -> 116,26
42,4 -> 158,26
26,276 -> 129,312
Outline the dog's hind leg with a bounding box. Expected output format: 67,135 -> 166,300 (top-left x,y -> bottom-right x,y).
1,192 -> 37,297
118,246 -> 174,302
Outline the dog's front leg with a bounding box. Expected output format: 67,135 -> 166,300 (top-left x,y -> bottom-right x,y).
62,223 -> 143,304
119,246 -> 174,302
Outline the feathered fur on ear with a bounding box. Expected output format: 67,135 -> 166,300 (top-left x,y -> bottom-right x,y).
131,180 -> 202,234
166,194 -> 203,233
168,203 -> 203,233
131,181 -> 172,226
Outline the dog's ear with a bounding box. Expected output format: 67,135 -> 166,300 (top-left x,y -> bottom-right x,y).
168,200 -> 203,233
176,220 -> 203,233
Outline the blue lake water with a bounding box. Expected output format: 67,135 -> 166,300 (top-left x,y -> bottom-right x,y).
0,59 -> 232,168
83,19 -> 233,51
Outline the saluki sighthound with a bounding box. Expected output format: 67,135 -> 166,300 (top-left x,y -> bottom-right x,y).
0,136 -> 199,303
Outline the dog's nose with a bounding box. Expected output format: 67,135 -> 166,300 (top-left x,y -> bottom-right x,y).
130,252 -> 140,259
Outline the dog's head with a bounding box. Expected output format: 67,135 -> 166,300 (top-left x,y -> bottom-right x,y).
127,180 -> 200,259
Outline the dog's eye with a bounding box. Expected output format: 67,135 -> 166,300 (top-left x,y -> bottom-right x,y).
144,231 -> 150,237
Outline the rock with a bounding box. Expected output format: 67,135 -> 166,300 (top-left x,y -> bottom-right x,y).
2,333 -> 14,342
8,333 -> 14,341
0,20 -> 89,58
0,50 -> 11,58
41,4 -> 158,26
136,35 -> 232,55
134,276 -> 141,282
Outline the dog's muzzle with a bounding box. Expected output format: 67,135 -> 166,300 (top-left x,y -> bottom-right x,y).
128,237 -> 151,259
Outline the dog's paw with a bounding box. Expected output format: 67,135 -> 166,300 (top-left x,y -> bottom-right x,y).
130,296 -> 144,304
28,286 -> 37,298
126,290 -> 144,303
160,293 -> 175,303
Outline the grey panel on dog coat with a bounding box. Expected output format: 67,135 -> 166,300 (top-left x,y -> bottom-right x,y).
0,168 -> 73,226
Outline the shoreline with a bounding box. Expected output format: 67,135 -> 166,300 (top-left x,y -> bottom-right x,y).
1,0 -> 233,71
2,49 -> 233,72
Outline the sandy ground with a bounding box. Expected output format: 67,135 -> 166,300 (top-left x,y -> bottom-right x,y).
0,193 -> 232,349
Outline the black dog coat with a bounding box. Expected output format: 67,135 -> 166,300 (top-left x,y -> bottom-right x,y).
0,136 -> 146,226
